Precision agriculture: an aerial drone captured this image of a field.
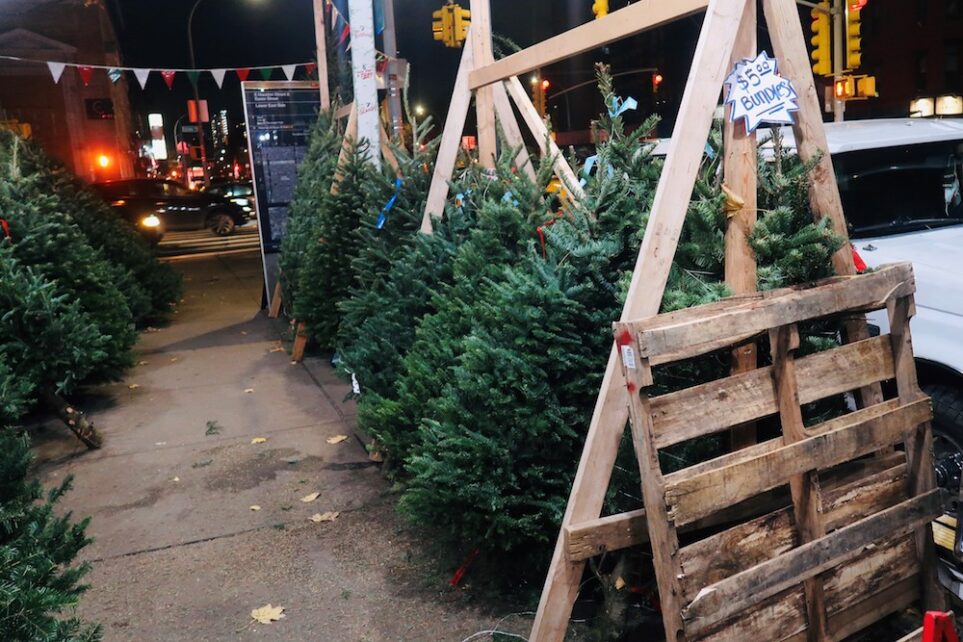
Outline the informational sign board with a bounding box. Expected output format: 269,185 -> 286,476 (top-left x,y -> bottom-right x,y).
723,52 -> 799,133
241,80 -> 322,304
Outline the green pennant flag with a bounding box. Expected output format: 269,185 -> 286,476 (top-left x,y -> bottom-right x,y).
186,70 -> 201,86
258,67 -> 274,81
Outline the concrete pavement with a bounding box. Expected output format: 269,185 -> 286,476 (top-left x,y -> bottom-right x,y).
31,252 -> 531,642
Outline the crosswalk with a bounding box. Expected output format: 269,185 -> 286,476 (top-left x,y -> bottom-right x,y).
155,224 -> 262,259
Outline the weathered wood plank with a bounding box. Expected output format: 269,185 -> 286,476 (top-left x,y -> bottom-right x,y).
682,489 -> 942,636
470,0 -> 496,169
650,334 -> 895,449
622,263 -> 914,362
565,509 -> 648,562
823,533 -> 917,616
468,0 -> 709,90
664,399 -> 930,526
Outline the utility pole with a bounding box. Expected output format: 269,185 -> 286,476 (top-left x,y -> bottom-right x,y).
382,0 -> 404,143
187,0 -> 211,188
832,0 -> 845,122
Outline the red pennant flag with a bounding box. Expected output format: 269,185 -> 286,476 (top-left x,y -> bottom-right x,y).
236,68 -> 251,82
161,70 -> 176,89
304,62 -> 317,78
78,65 -> 94,86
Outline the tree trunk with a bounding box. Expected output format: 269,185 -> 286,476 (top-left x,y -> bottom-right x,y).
40,389 -> 102,449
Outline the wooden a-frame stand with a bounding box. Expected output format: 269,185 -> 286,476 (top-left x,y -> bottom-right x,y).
422,0 -> 945,639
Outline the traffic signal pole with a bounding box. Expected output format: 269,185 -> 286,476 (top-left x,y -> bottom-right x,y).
832,0 -> 845,121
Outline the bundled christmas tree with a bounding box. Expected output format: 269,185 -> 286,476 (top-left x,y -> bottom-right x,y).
0,429 -> 101,641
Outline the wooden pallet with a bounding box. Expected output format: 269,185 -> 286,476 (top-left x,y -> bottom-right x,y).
609,262 -> 943,641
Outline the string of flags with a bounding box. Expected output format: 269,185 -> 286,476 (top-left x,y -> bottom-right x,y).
0,54 -> 318,90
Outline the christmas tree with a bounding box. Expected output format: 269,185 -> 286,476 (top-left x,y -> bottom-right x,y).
0,429 -> 101,641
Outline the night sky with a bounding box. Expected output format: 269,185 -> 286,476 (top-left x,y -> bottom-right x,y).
111,0 -> 706,142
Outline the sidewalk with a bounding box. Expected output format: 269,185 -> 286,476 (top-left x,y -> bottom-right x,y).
32,253 -> 529,642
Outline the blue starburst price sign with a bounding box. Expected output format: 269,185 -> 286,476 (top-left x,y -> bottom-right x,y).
724,52 -> 799,133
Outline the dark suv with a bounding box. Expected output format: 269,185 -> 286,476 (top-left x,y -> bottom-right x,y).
93,179 -> 248,237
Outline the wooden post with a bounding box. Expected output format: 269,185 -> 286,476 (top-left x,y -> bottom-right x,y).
470,0 -> 496,169
421,37 -> 475,233
268,280 -> 283,318
529,1 -> 747,639
348,0 -> 380,168
491,82 -> 536,181
723,0 -> 758,449
312,0 -> 331,109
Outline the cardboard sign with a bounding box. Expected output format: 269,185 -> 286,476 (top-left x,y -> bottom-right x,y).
724,52 -> 799,133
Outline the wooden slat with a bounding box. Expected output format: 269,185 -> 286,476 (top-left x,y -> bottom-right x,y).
664,398 -> 931,526
896,628 -> 924,642
503,77 -> 584,199
678,460 -> 908,601
823,534 -> 918,616
420,35 -> 474,232
468,0 -> 708,90
470,0 -> 496,169
290,321 -> 308,362
268,280 -> 282,318
565,509 -> 647,562
622,263 -> 914,362
825,576 -> 919,641
682,489 -> 943,636
651,334 -> 894,449
700,587 -> 808,642
490,82 -> 536,181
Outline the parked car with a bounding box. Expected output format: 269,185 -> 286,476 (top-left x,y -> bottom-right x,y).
92,179 -> 248,237
205,181 -> 256,220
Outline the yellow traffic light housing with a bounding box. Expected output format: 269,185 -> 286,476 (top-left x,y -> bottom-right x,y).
432,7 -> 450,45
592,0 -> 609,19
810,2 -> 831,77
834,76 -> 856,100
433,2 -> 469,48
856,75 -> 877,97
846,6 -> 862,70
452,4 -> 471,46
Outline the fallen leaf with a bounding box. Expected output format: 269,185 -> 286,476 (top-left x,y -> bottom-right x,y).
138,360 -> 149,366
155,441 -> 167,446
240,331 -> 248,335
326,435 -> 349,445
300,492 -> 320,503
614,576 -> 626,591
250,604 -> 285,624
309,511 -> 339,523
171,476 -> 180,482
244,388 -> 255,394
251,437 -> 268,444
128,383 -> 140,390
192,459 -> 213,468
269,346 -> 285,353
250,505 -> 261,511
170,357 -> 179,363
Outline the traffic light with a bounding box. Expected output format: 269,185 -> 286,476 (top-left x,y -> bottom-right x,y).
592,0 -> 608,19
532,77 -> 549,117
810,2 -> 831,77
432,7 -> 451,45
856,75 -> 877,97
652,72 -> 664,94
451,4 -> 470,46
834,76 -> 856,100
845,5 -> 862,70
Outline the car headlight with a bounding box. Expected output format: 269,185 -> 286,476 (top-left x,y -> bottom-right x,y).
141,214 -> 161,228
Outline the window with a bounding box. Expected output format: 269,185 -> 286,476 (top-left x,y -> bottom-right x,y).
945,42 -> 961,92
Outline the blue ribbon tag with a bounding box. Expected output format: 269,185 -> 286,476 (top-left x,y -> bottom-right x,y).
376,177 -> 403,229
704,143 -> 717,160
608,95 -> 638,118
502,191 -> 520,206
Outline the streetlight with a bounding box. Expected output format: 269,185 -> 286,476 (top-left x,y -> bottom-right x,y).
414,104 -> 426,117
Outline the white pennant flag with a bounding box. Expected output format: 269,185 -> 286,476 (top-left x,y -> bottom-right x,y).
282,64 -> 297,81
210,68 -> 227,89
47,61 -> 66,84
133,68 -> 151,89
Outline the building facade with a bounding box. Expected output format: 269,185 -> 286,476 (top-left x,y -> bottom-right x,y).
0,0 -> 134,181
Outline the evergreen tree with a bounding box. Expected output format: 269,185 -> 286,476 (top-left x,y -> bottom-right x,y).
279,109 -> 342,310
0,430 -> 101,642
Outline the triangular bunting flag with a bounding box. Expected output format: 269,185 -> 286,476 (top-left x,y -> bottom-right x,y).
186,70 -> 201,86
133,68 -> 151,89
236,68 -> 251,82
258,67 -> 274,81
161,70 -> 176,90
210,68 -> 227,88
78,66 -> 94,86
282,64 -> 297,81
108,68 -> 123,84
47,61 -> 66,84
304,62 -> 317,78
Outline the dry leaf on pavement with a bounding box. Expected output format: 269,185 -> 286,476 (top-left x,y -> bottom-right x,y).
128,384 -> 140,390
138,360 -> 149,366
309,511 -> 339,523
244,388 -> 254,393
326,435 -> 348,445
250,505 -> 261,511
251,437 -> 268,444
300,492 -> 320,503
250,604 -> 285,624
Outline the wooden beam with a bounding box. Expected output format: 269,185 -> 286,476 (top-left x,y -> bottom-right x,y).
470,0 -> 496,168
491,82 -> 536,181
504,76 -> 583,199
312,0 -> 330,109
291,322 -> 308,362
565,509 -> 647,562
379,122 -> 401,176
681,489 -> 943,636
268,280 -> 282,319
723,0 -> 758,450
420,35 -> 475,233
528,2 -> 747,639
469,0 -> 709,90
